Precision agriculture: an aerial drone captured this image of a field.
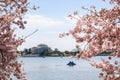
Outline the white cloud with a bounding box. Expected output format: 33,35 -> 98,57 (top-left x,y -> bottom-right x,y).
25,14 -> 64,28
24,14 -> 76,30
17,14 -> 77,51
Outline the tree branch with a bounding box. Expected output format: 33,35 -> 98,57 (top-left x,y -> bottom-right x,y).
0,49 -> 5,68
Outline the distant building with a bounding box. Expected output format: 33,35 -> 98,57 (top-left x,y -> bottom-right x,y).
31,44 -> 52,56
70,48 -> 81,56
97,51 -> 112,56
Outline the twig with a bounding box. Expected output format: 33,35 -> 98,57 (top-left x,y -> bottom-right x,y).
24,29 -> 38,39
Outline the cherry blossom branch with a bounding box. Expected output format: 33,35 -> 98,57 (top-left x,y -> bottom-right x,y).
62,0 -> 120,80
24,29 -> 38,39
0,49 -> 5,67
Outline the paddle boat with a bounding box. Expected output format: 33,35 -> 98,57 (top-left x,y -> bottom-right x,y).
67,61 -> 76,66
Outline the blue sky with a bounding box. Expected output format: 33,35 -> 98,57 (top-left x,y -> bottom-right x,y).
17,0 -> 111,51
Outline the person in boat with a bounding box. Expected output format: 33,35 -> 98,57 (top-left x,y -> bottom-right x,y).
67,61 -> 76,66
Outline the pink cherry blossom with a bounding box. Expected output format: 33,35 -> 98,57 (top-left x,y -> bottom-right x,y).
61,0 -> 120,80
0,0 -> 30,80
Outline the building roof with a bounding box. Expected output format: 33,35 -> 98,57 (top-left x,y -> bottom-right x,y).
37,44 -> 48,47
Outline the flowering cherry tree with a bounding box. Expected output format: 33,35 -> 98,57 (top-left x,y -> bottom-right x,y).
60,0 -> 120,80
0,0 -> 29,80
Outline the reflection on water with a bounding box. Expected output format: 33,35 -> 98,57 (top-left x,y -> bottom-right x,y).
16,57 -> 104,80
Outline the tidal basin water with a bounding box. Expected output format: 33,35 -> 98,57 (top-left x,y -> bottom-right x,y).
17,57 -> 105,80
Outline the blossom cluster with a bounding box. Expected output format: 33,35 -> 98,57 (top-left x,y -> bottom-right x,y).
60,0 -> 120,80
0,0 -> 29,80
